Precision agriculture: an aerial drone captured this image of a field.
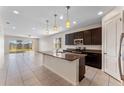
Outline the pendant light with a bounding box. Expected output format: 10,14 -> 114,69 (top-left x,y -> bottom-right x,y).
53,14 -> 58,31
46,20 -> 49,34
66,6 -> 71,28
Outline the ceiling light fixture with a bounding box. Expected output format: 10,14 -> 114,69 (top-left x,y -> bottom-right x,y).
60,15 -> 63,20
53,14 -> 58,31
66,6 -> 71,28
97,11 -> 103,15
73,21 -> 77,24
32,27 -> 36,30
12,26 -> 16,30
13,10 -> 19,14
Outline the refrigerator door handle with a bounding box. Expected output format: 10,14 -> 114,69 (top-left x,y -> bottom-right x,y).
118,33 -> 124,80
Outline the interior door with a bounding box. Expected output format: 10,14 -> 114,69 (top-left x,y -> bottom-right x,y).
103,14 -> 122,80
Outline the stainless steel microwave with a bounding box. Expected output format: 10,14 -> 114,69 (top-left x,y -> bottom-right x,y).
74,39 -> 83,45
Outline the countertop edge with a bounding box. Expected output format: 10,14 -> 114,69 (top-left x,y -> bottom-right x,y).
38,51 -> 86,61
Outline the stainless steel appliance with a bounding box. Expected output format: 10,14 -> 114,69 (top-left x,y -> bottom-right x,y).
74,39 -> 83,45
119,33 -> 124,80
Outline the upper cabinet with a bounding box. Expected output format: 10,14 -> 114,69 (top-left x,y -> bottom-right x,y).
91,27 -> 102,45
65,33 -> 75,45
83,30 -> 92,45
65,27 -> 102,45
74,31 -> 83,39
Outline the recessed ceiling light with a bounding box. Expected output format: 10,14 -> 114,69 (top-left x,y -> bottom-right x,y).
60,15 -> 63,20
32,27 -> 36,30
13,10 -> 19,14
97,11 -> 103,15
12,26 -> 16,30
73,21 -> 77,24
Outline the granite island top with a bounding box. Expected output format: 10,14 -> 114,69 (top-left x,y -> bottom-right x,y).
38,51 -> 86,61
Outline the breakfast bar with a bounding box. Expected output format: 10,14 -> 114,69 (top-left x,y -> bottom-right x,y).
39,51 -> 86,85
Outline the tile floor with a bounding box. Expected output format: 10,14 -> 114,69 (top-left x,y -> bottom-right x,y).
0,52 -> 122,86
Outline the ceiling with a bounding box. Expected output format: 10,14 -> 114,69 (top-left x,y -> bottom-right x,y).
1,6 -> 115,38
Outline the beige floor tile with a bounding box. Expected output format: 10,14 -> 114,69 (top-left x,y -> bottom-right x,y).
6,77 -> 23,86
4,52 -> 123,86
79,77 -> 91,86
109,76 -> 121,86
0,70 -> 6,86
90,70 -> 109,86
55,79 -> 72,86
21,71 -> 36,81
23,77 -> 41,86
85,67 -> 97,81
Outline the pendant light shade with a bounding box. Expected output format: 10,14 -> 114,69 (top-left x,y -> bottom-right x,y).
53,14 -> 58,31
66,6 -> 71,28
66,19 -> 70,28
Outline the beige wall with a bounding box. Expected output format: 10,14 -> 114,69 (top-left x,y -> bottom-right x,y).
39,24 -> 102,51
4,35 -> 39,54
0,17 -> 4,69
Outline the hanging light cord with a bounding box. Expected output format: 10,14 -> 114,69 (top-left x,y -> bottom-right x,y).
46,20 -> 49,31
54,14 -> 57,27
66,6 -> 70,20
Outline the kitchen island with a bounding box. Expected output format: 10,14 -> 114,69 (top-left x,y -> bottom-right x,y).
39,51 -> 86,85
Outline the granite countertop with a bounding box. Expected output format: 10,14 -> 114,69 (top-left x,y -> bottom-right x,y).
38,51 -> 86,61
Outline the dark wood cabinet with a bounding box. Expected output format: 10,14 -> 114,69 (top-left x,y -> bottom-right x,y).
64,49 -> 102,69
79,57 -> 85,81
85,53 -> 102,69
91,27 -> 102,45
65,27 -> 102,45
83,30 -> 92,45
65,34 -> 69,45
74,31 -> 83,39
65,33 -> 74,45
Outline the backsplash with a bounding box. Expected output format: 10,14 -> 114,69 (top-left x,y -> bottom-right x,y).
64,45 -> 102,50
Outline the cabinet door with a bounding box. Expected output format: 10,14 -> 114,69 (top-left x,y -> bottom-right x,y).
65,34 -> 69,45
74,32 -> 83,39
103,14 -> 122,80
78,31 -> 84,39
91,28 -> 102,45
65,33 -> 74,45
69,33 -> 74,45
83,30 -> 92,45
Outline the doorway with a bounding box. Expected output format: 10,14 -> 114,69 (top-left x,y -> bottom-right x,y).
9,40 -> 33,53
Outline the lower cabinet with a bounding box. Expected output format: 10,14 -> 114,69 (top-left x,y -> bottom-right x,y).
85,53 -> 102,69
79,57 -> 85,81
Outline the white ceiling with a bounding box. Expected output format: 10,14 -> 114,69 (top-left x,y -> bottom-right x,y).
1,6 -> 115,38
